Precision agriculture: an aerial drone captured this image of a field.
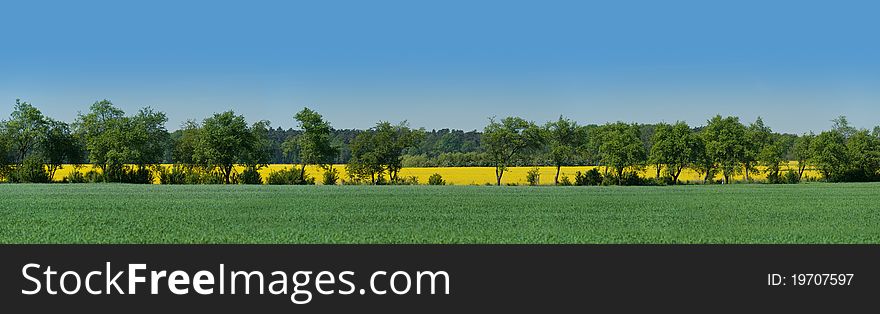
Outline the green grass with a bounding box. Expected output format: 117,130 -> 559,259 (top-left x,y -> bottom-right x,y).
1,183 -> 879,243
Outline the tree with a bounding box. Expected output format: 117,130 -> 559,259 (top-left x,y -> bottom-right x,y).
346,131 -> 384,184
171,120 -> 201,165
482,117 -> 542,186
831,116 -> 856,139
596,122 -> 646,185
744,117 -> 772,181
74,100 -> 127,173
127,107 -> 169,169
703,115 -> 746,184
845,130 -> 880,181
375,121 -> 423,182
543,116 -> 587,185
345,121 -> 423,184
41,119 -> 83,180
758,134 -> 788,183
0,125 -> 11,180
810,130 -> 848,181
692,135 -> 716,183
293,108 -> 338,180
791,133 -> 814,180
242,120 -> 273,171
4,99 -> 48,163
649,121 -> 698,184
194,111 -> 252,184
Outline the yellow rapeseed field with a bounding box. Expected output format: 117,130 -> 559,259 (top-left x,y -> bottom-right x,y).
51,162 -> 822,185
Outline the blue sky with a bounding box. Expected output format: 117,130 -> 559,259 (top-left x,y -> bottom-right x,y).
1,0 -> 878,133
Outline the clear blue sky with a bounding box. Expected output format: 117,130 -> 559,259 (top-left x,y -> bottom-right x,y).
2,0 -> 878,133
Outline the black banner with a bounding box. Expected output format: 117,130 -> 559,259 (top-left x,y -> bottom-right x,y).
1,245 -> 877,312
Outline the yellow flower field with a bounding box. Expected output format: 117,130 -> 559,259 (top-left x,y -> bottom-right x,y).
50,162 -> 822,185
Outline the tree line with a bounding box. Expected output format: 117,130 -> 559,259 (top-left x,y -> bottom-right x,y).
1,99 -> 879,185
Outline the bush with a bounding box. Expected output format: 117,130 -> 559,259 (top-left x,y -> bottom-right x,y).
322,168 -> 340,185
10,156 -> 51,183
619,172 -> 649,186
526,167 -> 540,186
784,170 -> 800,184
267,168 -> 314,185
392,175 -> 419,185
239,167 -> 263,184
428,173 -> 445,185
559,174 -> 572,186
64,169 -> 87,183
101,164 -> 154,184
575,169 -> 602,186
159,165 -> 190,184
124,166 -> 154,184
85,169 -> 104,183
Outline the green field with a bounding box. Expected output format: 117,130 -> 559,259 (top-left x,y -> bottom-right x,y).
1,183 -> 879,244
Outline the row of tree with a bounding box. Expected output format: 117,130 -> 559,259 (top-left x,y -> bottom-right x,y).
2,99 -> 879,185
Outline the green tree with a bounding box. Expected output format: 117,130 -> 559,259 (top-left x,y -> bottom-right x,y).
809,130 -> 848,181
171,120 -> 201,165
375,121 -> 423,182
649,121 -> 698,184
4,99 -> 48,163
791,133 -> 814,180
831,115 -> 856,139
0,125 -> 11,180
345,121 -> 423,184
346,131 -> 384,184
194,111 -> 252,184
293,108 -> 338,180
482,117 -> 542,186
692,135 -> 716,183
242,120 -> 273,169
41,119 -> 83,180
128,107 -> 169,169
744,117 -> 772,181
846,130 -> 880,181
758,134 -> 788,183
703,115 -> 746,184
74,100 -> 127,173
543,116 -> 587,185
596,122 -> 646,185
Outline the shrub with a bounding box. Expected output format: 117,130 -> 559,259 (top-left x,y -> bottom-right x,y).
784,170 -> 800,184
267,168 -> 314,185
428,173 -> 445,185
392,175 -> 419,185
124,166 -> 154,184
526,167 -> 540,186
159,165 -> 190,184
239,167 -> 263,185
575,169 -> 602,186
85,169 -> 104,183
619,172 -> 649,186
559,174 -> 572,186
322,168 -> 340,185
64,170 -> 86,183
10,156 -> 51,183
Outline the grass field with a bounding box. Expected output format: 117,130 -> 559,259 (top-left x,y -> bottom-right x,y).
1,183 -> 879,244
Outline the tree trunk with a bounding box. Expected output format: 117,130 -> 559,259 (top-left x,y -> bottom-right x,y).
656,164 -> 661,179
300,163 -> 307,183
495,167 -> 503,186
744,165 -> 750,182
555,165 -> 561,185
673,166 -> 683,185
